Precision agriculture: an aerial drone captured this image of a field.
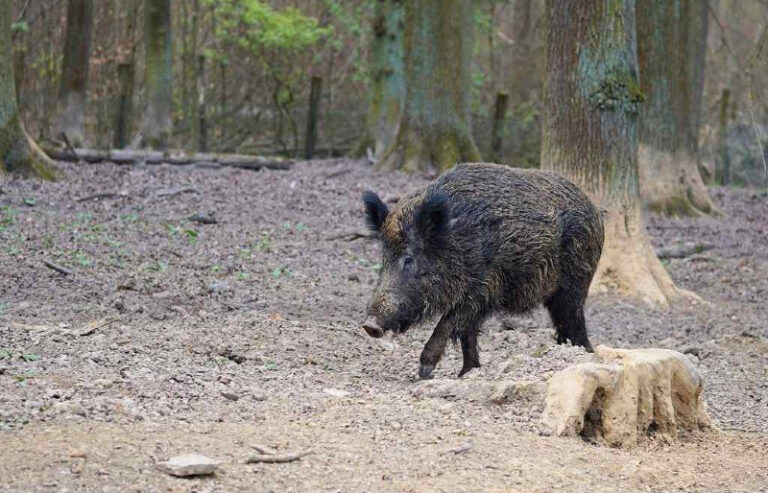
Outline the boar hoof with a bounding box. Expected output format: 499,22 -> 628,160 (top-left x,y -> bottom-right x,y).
458,364 -> 480,378
418,364 -> 435,380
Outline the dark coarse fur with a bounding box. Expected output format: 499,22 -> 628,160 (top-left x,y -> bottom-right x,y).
362,163 -> 604,379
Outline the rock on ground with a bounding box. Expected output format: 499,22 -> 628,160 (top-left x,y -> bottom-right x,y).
542,345 -> 710,447
157,454 -> 218,477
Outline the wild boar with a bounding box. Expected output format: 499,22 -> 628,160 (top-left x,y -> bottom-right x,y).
361,163 -> 604,379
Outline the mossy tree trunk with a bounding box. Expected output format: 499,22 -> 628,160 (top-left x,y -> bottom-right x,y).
376,0 -> 480,173
354,0 -> 404,159
138,0 -> 173,150
637,0 -> 715,216
0,0 -> 59,180
52,0 -> 93,147
541,0 -> 691,305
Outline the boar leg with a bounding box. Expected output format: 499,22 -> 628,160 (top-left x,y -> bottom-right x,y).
458,329 -> 481,377
545,289 -> 593,352
419,309 -> 481,379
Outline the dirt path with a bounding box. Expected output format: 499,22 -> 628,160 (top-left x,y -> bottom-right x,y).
2,421 -> 766,492
1,160 -> 767,491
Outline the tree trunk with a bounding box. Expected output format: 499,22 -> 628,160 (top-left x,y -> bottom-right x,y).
490,92 -> 508,162
636,0 -> 716,216
138,0 -> 173,149
304,75 -> 322,160
0,0 -> 59,179
52,0 -> 93,147
541,0 -> 690,305
353,0 -> 405,159
12,32 -> 23,104
376,0 -> 480,173
196,54 -> 207,153
509,0 -> 534,104
113,63 -> 135,149
219,60 -> 226,141
717,87 -> 730,185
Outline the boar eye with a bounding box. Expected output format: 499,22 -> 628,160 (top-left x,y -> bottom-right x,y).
403,256 -> 413,268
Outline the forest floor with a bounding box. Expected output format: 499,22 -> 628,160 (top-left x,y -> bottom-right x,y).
0,159 -> 767,492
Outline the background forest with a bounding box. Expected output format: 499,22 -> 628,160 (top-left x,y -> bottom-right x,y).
2,1 -> 768,490
8,0 -> 768,185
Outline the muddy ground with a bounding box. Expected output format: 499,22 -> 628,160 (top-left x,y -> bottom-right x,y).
0,160 -> 766,492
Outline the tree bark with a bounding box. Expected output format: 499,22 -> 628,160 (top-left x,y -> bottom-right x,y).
138,0 -> 173,149
717,87 -> 730,185
52,0 -> 93,147
113,62 -> 134,149
541,0 -> 690,305
197,54 -> 207,153
636,0 -> 716,216
353,0 -> 404,159
0,0 -> 59,180
490,92 -> 509,162
376,0 -> 480,173
304,75 -> 322,159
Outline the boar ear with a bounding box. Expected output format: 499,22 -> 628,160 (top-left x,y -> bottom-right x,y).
415,193 -> 449,246
362,190 -> 389,233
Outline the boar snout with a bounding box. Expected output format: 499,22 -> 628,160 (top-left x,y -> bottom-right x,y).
362,316 -> 385,338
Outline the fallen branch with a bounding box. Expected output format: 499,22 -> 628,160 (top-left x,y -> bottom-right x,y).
43,260 -> 73,276
655,242 -> 714,259
188,213 -> 217,224
245,449 -> 313,464
40,145 -> 293,171
325,231 -> 376,242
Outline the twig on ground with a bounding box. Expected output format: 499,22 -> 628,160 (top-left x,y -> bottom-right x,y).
655,242 -> 714,259
441,441 -> 473,456
155,187 -> 199,198
162,248 -> 184,258
79,317 -> 118,336
60,133 -> 85,165
76,192 -> 129,202
325,231 -> 376,241
323,168 -> 353,180
250,444 -> 279,455
245,449 -> 313,464
43,260 -> 73,276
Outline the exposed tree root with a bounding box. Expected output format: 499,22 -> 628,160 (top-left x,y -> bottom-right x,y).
376,123 -> 480,174
1,121 -> 61,181
638,146 -> 720,217
589,207 -> 699,305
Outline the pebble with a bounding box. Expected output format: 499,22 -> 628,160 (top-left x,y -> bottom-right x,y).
208,282 -> 231,294
221,391 -> 240,401
157,454 -> 218,477
323,388 -> 351,398
52,401 -> 87,417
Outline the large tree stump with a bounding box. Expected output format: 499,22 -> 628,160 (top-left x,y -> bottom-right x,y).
542,345 -> 710,447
